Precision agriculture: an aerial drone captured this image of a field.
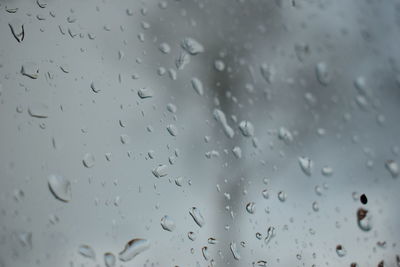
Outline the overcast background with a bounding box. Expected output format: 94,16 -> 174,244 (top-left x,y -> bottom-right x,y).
1,0 -> 400,266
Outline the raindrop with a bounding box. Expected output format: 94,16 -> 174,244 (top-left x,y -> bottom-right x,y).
264,226 -> 275,245
262,189 -> 269,199
246,202 -> 256,214
181,37 -> 204,55
335,245 -> 346,257
385,160 -> 399,178
176,51 -> 190,70
104,252 -> 116,267
232,146 -> 242,159
119,238 -> 150,262
189,207 -> 205,227
230,242 -> 241,260
138,88 -> 154,99
83,153 -> 95,168
298,156 -> 313,176
160,215 -> 176,232
316,62 -> 331,86
208,237 -> 217,244
278,127 -> 293,144
21,63 -> 39,79
253,260 -> 267,266
357,208 -> 372,231
312,201 -> 319,212
202,246 -> 210,261
166,124 -> 178,137
9,20 -> 25,43
28,103 -> 49,118
213,109 -> 234,138
17,232 -> 32,248
260,63 -> 275,83
159,42 -> 171,54
188,231 -> 196,241
278,191 -> 287,202
78,245 -> 95,259
47,174 -> 71,202
255,232 -> 262,240
214,60 -> 225,71
239,120 -> 254,137
167,103 -> 177,113
191,78 -> 204,96
321,166 -> 333,177
152,164 -> 168,178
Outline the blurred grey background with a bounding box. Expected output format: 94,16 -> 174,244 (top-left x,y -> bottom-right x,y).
0,0 -> 400,266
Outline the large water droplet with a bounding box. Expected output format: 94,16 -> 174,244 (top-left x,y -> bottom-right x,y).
118,239 -> 150,262
47,174 -> 71,202
189,207 -> 205,227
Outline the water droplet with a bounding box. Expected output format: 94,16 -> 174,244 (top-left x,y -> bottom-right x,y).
208,237 -> 217,244
278,127 -> 293,144
357,208 -> 372,231
278,191 -> 287,202
312,201 -> 319,212
189,207 -> 205,227
152,164 -> 168,178
9,20 -> 24,43
360,194 -> 368,205
167,103 -> 177,113
202,246 -> 210,260
166,124 -> 178,136
246,202 -> 256,214
232,146 -> 242,159
298,156 -> 313,176
316,62 -> 331,86
260,63 -> 275,83
104,252 -> 116,267
28,103 -> 49,118
138,88 -> 154,99
230,242 -> 241,260
160,215 -> 176,232
253,260 -> 267,266
239,120 -> 254,137
264,226 -> 275,245
181,38 -> 204,55
21,63 -> 39,79
176,51 -> 190,70
214,60 -> 225,71
385,160 -> 399,178
48,174 -> 71,202
118,239 -> 150,262
262,189 -> 269,199
321,166 -> 333,177
17,232 -> 32,248
83,153 -> 95,168
255,232 -> 262,240
78,245 -> 95,259
213,109 -> 234,138
335,245 -> 346,257
188,231 -> 196,241
191,77 -> 204,96
159,42 -> 171,54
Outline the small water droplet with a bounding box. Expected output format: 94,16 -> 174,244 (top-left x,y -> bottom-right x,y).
189,207 -> 205,227
159,42 -> 171,54
47,174 -> 71,202
202,246 -> 210,261
78,244 -> 95,259
166,124 -> 178,136
104,252 -> 116,267
181,38 -> 204,55
232,146 -> 242,159
246,202 -> 256,214
191,77 -> 204,96
239,120 -> 254,137
316,62 -> 331,86
160,215 -> 176,232
278,191 -> 287,202
28,103 -> 49,118
335,244 -> 346,257
21,63 -> 39,79
312,201 -> 319,212
152,164 -> 168,178
298,156 -> 313,176
230,242 -> 241,260
176,51 -> 190,70
260,63 -> 275,83
214,60 -> 225,71
83,153 -> 95,168
357,208 -> 372,231
385,160 -> 399,178
188,231 -> 196,241
138,88 -> 154,99
213,109 -> 234,138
